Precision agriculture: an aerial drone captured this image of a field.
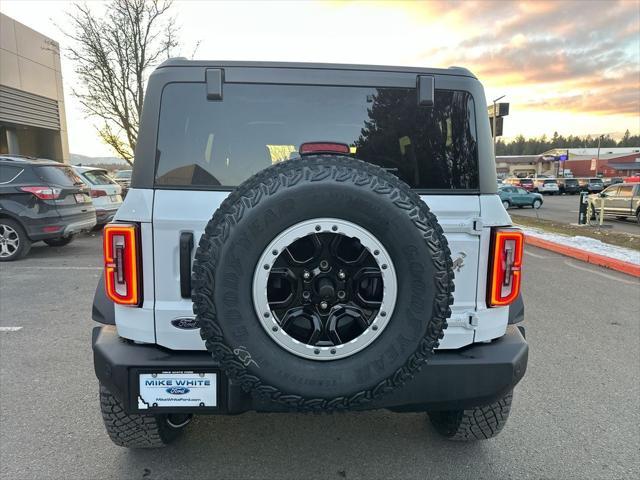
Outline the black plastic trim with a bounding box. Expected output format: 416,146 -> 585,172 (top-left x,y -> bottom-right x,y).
93,325 -> 528,414
92,273 -> 115,325
179,231 -> 194,298
508,293 -> 525,325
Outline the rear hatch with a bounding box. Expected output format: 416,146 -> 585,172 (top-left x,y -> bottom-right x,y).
149,74 -> 484,350
35,165 -> 95,221
80,169 -> 123,208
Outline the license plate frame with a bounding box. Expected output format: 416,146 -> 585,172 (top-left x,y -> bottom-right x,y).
134,369 -> 219,413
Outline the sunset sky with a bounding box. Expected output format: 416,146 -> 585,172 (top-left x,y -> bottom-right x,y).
2,0 -> 639,157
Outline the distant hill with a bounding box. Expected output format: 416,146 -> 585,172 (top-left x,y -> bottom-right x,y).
70,153 -> 129,167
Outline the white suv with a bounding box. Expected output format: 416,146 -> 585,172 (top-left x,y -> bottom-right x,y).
534,178 -> 560,195
91,61 -> 528,448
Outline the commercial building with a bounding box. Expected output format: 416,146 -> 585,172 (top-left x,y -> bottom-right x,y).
0,13 -> 69,162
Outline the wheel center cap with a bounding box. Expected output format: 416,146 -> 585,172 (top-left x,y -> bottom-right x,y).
316,276 -> 336,300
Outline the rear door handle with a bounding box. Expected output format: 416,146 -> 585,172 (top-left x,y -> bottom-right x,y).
179,232 -> 194,298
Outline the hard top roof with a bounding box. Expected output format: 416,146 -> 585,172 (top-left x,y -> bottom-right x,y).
157,58 -> 476,78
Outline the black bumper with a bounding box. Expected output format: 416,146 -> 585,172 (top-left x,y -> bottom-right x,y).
93,325 -> 528,414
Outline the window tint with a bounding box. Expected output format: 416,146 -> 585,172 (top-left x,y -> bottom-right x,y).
83,170 -> 116,185
618,185 -> 634,197
0,165 -> 23,184
155,83 -> 479,190
36,166 -> 84,187
543,179 -> 557,184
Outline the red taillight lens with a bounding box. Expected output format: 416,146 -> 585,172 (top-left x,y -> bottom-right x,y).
90,189 -> 108,198
488,228 -> 524,307
299,142 -> 351,155
20,186 -> 62,200
103,223 -> 141,306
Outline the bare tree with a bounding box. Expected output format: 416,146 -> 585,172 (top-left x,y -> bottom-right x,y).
64,0 -> 179,164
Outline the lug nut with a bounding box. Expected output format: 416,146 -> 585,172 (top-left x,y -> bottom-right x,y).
302,291 -> 311,300
303,271 -> 311,280
337,290 -> 346,300
319,260 -> 329,271
337,270 -> 346,280
320,301 -> 328,310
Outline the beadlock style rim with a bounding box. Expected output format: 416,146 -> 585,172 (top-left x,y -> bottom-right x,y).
253,218 -> 397,361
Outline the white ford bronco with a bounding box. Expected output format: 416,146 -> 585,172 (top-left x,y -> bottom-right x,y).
92,60 -> 528,448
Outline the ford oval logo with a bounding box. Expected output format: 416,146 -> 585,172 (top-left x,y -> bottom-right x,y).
166,387 -> 190,395
171,317 -> 199,330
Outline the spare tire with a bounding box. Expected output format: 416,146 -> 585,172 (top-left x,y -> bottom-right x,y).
192,155 -> 454,411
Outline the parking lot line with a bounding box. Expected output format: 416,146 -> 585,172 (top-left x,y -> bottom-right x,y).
563,259 -> 640,285
0,327 -> 23,332
524,249 -> 548,259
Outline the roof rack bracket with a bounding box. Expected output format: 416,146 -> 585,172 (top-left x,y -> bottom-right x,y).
206,69 -> 224,101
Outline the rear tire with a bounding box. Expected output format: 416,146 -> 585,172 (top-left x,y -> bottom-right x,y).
44,235 -> 74,247
0,218 -> 31,261
532,199 -> 542,209
99,384 -> 191,448
502,200 -> 510,210
428,391 -> 513,441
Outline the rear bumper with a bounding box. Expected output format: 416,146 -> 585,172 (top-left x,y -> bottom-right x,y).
95,208 -> 119,225
27,212 -> 97,240
93,325 -> 528,414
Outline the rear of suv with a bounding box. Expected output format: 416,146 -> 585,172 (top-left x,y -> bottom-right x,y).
91,61 -> 528,448
0,156 -> 96,261
73,166 -> 123,226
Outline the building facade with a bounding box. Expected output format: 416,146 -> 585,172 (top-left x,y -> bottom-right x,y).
0,13 -> 69,162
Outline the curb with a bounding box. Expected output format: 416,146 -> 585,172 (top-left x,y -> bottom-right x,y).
524,235 -> 640,278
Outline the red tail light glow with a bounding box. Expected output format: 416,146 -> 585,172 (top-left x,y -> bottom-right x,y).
299,142 -> 351,155
20,186 -> 62,200
103,223 -> 141,306
488,228 -> 524,307
90,189 -> 108,198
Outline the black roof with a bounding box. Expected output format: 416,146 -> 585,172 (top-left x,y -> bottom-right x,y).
157,58 -> 476,78
0,155 -> 63,166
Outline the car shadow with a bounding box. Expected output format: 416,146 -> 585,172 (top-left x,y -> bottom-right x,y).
114,411 -> 498,480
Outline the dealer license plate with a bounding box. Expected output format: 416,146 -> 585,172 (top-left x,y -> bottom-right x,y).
138,372 -> 217,409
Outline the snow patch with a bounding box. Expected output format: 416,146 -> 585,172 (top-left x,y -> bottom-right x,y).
517,226 -> 640,266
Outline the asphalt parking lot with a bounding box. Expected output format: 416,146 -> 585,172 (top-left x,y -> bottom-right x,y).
1,234 -> 639,480
511,193 -> 640,235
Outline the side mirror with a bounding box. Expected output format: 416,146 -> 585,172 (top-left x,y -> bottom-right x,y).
599,192 -> 606,198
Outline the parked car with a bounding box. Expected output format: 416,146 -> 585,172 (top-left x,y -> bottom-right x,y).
557,177 -> 580,194
112,169 -> 132,197
578,177 -> 604,193
504,177 -> 534,191
498,185 -> 543,209
533,178 -> 559,195
92,60 -> 528,448
588,182 -> 640,223
73,166 -> 123,226
0,155 -> 96,261
603,177 -> 624,188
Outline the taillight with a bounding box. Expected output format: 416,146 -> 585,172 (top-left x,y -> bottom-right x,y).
299,142 -> 351,155
20,186 -> 61,200
90,189 -> 108,198
103,223 -> 141,306
488,228 -> 524,307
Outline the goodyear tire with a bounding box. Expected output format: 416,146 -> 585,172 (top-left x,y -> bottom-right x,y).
192,155 -> 454,411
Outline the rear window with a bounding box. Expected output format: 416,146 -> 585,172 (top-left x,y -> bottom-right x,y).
0,165 -> 23,184
83,170 -> 116,185
565,179 -> 578,184
543,179 -> 557,184
155,83 -> 479,190
590,178 -> 603,184
519,179 -> 533,184
114,170 -> 131,179
36,166 -> 84,187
